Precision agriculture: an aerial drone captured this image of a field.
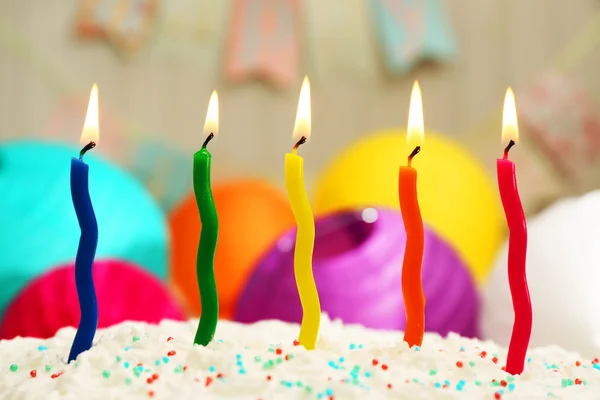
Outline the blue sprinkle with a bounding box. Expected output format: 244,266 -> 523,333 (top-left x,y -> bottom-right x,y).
444,380 -> 450,385
358,344 -> 364,349
236,354 -> 242,359
458,380 -> 465,385
317,394 -> 323,399
162,356 -> 169,364
239,369 -> 246,374
155,360 -> 160,366
435,382 -> 441,388
209,366 -> 215,373
136,366 -> 143,372
123,362 -> 130,368
236,361 -> 243,367
339,357 -> 345,363
414,346 -> 420,351
365,372 -> 371,378
456,384 -> 463,391
527,357 -> 532,363
593,364 -> 600,371
508,383 -> 515,391
325,389 -> 333,396
499,389 -> 505,395
328,361 -> 337,369
218,339 -> 223,343
38,345 -> 48,351
349,344 -> 356,350
460,346 -> 465,352
125,347 -> 130,351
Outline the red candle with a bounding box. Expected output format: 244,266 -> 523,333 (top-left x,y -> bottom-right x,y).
399,81 -> 425,348
496,88 -> 532,375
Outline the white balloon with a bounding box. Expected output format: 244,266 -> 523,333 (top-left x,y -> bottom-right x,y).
481,190 -> 600,357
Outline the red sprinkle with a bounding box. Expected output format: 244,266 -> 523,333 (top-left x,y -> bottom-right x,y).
205,377 -> 213,387
456,361 -> 463,368
216,373 -> 223,379
494,393 -> 502,400
51,372 -> 63,379
575,378 -> 583,385
576,361 -> 582,367
137,363 -> 144,367
152,373 -> 159,381
275,348 -> 282,355
381,364 -> 388,370
501,366 -> 506,371
492,357 -> 498,364
479,351 -> 487,358
442,384 -> 448,389
266,375 -> 272,381
500,380 -> 507,387
148,391 -> 154,398
146,377 -> 153,384
329,397 -> 334,400
372,359 -> 379,366
30,370 -> 37,378
167,350 -> 176,357
293,340 -> 300,346
387,383 -> 392,389
328,377 -> 332,381
285,355 -> 290,361
183,366 -> 188,371
167,337 -> 174,342
593,358 -> 599,365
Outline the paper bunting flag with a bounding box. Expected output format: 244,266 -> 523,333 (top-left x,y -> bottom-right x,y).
75,0 -> 158,55
225,0 -> 301,88
519,72 -> 600,184
369,0 -> 457,74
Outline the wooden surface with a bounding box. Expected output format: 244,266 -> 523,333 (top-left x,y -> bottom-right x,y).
0,0 -> 599,214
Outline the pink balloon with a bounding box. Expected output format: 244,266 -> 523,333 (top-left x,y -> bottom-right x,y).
0,259 -> 185,339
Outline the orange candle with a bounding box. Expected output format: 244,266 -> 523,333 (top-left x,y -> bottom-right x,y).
399,81 -> 426,348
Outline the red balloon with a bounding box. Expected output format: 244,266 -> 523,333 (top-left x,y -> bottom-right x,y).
0,259 -> 185,339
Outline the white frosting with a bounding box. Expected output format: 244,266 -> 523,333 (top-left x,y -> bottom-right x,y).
1,316 -> 599,399
481,190 -> 600,357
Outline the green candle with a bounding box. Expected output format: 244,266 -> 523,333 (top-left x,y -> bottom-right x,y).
193,91 -> 219,346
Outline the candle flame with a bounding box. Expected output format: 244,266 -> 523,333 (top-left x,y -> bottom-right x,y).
204,90 -> 219,135
502,87 -> 519,144
407,80 -> 424,148
80,84 -> 99,144
293,76 -> 311,140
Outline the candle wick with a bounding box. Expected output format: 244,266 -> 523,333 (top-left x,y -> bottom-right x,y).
293,136 -> 307,152
202,132 -> 215,149
407,146 -> 421,167
503,140 -> 516,159
79,141 -> 96,160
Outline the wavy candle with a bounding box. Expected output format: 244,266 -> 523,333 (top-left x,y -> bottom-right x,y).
285,76 -> 321,350
399,81 -> 426,348
497,88 -> 532,375
68,84 -> 100,363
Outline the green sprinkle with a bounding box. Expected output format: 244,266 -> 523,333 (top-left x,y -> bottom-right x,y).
305,386 -> 312,392
254,356 -> 261,362
174,365 -> 183,373
296,381 -> 303,387
263,360 -> 275,369
548,393 -> 556,398
144,368 -> 151,373
45,365 -> 52,372
475,380 -> 481,386
561,378 -> 568,388
132,335 -> 140,342
287,354 -> 295,360
116,355 -> 122,362
469,361 -> 476,367
276,357 -> 283,364
412,378 -> 419,383
124,378 -> 132,385
9,364 -> 18,372
102,370 -> 111,378
507,376 -> 515,383
429,369 -> 437,376
268,348 -> 275,353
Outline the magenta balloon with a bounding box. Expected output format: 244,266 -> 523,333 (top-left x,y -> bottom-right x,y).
235,208 -> 480,338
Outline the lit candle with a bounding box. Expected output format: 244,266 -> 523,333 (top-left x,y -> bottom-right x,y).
399,81 -> 426,348
193,91 -> 220,346
497,88 -> 531,375
68,84 -> 100,362
285,76 -> 321,350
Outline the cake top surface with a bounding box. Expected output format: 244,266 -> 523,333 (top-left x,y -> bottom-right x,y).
1,316 -> 599,399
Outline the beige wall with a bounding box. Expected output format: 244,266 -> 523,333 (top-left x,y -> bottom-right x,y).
1,0 -> 599,213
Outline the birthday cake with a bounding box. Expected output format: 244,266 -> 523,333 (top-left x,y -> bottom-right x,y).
1,315 -> 599,399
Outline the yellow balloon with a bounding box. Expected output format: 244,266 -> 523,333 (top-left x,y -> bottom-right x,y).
314,129 -> 505,285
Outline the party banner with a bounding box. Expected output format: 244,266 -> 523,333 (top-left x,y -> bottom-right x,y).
75,0 -> 158,55
225,0 -> 301,88
519,72 -> 600,184
369,0 -> 457,74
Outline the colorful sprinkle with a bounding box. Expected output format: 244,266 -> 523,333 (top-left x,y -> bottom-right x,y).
9,364 -> 18,372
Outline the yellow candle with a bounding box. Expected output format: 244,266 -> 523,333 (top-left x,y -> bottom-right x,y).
285,76 -> 321,350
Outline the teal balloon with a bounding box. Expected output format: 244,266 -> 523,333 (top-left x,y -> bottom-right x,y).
0,140 -> 168,318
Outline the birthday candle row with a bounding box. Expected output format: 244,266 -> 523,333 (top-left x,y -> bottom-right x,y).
67,80 -> 530,377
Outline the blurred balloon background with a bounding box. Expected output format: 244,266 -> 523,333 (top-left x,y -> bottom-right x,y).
1,1 -> 600,355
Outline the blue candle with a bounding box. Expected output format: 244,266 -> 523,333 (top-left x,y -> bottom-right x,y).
68,85 -> 100,362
